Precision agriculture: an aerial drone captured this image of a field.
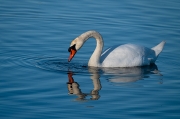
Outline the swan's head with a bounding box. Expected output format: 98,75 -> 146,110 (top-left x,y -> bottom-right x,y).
68,38 -> 84,62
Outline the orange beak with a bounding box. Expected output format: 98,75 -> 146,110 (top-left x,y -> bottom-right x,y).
68,49 -> 77,62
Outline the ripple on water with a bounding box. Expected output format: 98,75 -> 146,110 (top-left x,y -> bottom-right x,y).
0,54 -> 163,85
35,57 -> 88,73
0,55 -> 89,73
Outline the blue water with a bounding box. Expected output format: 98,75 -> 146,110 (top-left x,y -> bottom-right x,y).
1,0 -> 180,119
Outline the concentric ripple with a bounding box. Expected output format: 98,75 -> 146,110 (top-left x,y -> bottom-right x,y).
35,57 -> 88,73
0,54 -> 163,84
0,54 -> 89,73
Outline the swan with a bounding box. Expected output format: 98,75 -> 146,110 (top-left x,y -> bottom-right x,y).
68,30 -> 165,67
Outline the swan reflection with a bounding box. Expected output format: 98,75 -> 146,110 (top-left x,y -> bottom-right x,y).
66,64 -> 162,100
67,70 -> 101,101
101,63 -> 161,83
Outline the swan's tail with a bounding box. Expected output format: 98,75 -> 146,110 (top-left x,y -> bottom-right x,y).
151,41 -> 166,57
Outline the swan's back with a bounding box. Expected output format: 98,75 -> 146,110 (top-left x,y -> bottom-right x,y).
100,44 -> 157,67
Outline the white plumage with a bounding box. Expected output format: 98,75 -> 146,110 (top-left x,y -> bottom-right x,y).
68,31 -> 165,67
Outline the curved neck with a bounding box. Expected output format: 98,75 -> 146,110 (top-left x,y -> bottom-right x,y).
78,31 -> 103,67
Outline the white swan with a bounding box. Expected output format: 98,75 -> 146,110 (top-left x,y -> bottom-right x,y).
68,30 -> 165,67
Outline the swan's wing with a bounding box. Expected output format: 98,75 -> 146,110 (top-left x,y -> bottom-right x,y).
100,44 -> 120,62
101,44 -> 156,67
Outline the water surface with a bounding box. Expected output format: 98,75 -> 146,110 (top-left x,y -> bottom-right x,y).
1,0 -> 180,119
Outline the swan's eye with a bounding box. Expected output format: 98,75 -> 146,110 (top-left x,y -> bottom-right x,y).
68,44 -> 76,52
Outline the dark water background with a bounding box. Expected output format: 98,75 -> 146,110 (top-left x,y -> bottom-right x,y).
1,0 -> 180,119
